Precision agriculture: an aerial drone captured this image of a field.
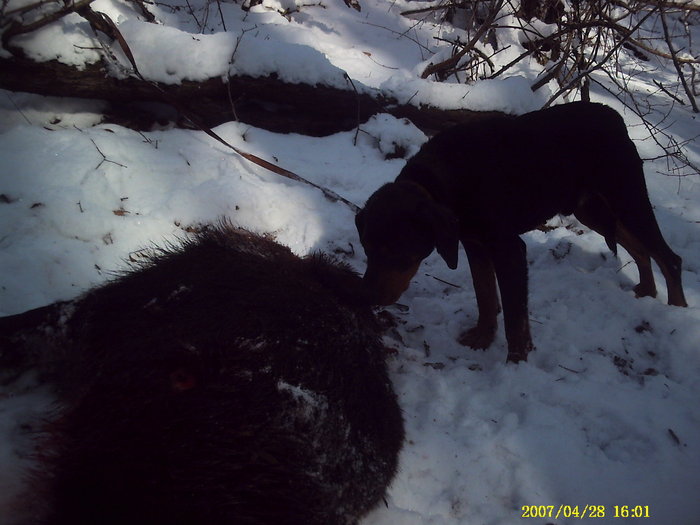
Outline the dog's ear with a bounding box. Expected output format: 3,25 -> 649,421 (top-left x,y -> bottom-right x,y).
354,209 -> 366,236
422,203 -> 459,269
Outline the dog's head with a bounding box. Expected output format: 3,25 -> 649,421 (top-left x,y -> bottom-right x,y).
355,182 -> 459,305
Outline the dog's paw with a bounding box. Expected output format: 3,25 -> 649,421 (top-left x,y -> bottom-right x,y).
506,341 -> 535,364
633,282 -> 657,299
458,325 -> 496,350
506,349 -> 529,363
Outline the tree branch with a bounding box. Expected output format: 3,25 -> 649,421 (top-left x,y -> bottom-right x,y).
658,2 -> 699,112
421,0 -> 504,79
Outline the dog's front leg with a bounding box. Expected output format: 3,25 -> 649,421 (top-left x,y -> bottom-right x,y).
490,236 -> 534,363
459,238 -> 499,350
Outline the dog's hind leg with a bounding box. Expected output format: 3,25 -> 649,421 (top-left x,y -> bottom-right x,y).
581,139 -> 687,306
615,218 -> 687,307
574,193 -> 657,299
606,163 -> 686,306
613,222 -> 658,299
592,163 -> 686,307
459,239 -> 499,350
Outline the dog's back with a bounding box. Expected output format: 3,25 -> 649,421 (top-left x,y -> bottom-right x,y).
398,102 -> 646,236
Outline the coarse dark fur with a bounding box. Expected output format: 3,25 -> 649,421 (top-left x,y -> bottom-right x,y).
0,223 -> 404,525
355,101 -> 687,363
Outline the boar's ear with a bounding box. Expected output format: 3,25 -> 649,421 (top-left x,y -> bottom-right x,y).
422,202 -> 459,270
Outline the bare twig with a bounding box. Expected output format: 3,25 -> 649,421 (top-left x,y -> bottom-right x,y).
215,0 -> 227,31
543,6 -> 659,107
425,273 -> 462,288
658,3 -> 698,112
89,138 -> 127,170
653,79 -> 687,105
3,92 -> 32,125
78,5 -> 141,76
421,0 -> 504,79
358,20 -> 433,54
195,121 -> 361,212
184,0 -> 202,30
592,73 -> 700,177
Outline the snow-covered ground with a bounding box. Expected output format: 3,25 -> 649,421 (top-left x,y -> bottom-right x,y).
1,0 -> 699,523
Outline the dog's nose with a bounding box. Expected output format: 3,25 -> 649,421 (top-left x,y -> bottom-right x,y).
371,288 -> 402,307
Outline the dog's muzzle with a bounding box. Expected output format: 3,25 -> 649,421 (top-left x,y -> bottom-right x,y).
362,262 -> 421,306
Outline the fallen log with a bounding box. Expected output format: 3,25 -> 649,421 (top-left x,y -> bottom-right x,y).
0,55 -> 502,135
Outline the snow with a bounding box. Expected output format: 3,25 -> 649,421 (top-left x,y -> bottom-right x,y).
10,14 -> 102,67
381,74 -> 550,113
110,19 -> 355,88
1,0 -> 700,523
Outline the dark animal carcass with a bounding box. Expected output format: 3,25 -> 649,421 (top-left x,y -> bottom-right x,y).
0,223 -> 404,525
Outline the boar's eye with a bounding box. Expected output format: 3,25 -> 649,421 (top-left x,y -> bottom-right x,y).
170,368 -> 197,392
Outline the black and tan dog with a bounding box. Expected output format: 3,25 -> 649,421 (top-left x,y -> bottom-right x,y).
355,101 -> 687,363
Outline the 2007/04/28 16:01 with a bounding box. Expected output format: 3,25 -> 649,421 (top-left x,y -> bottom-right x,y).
522,504 -> 651,519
